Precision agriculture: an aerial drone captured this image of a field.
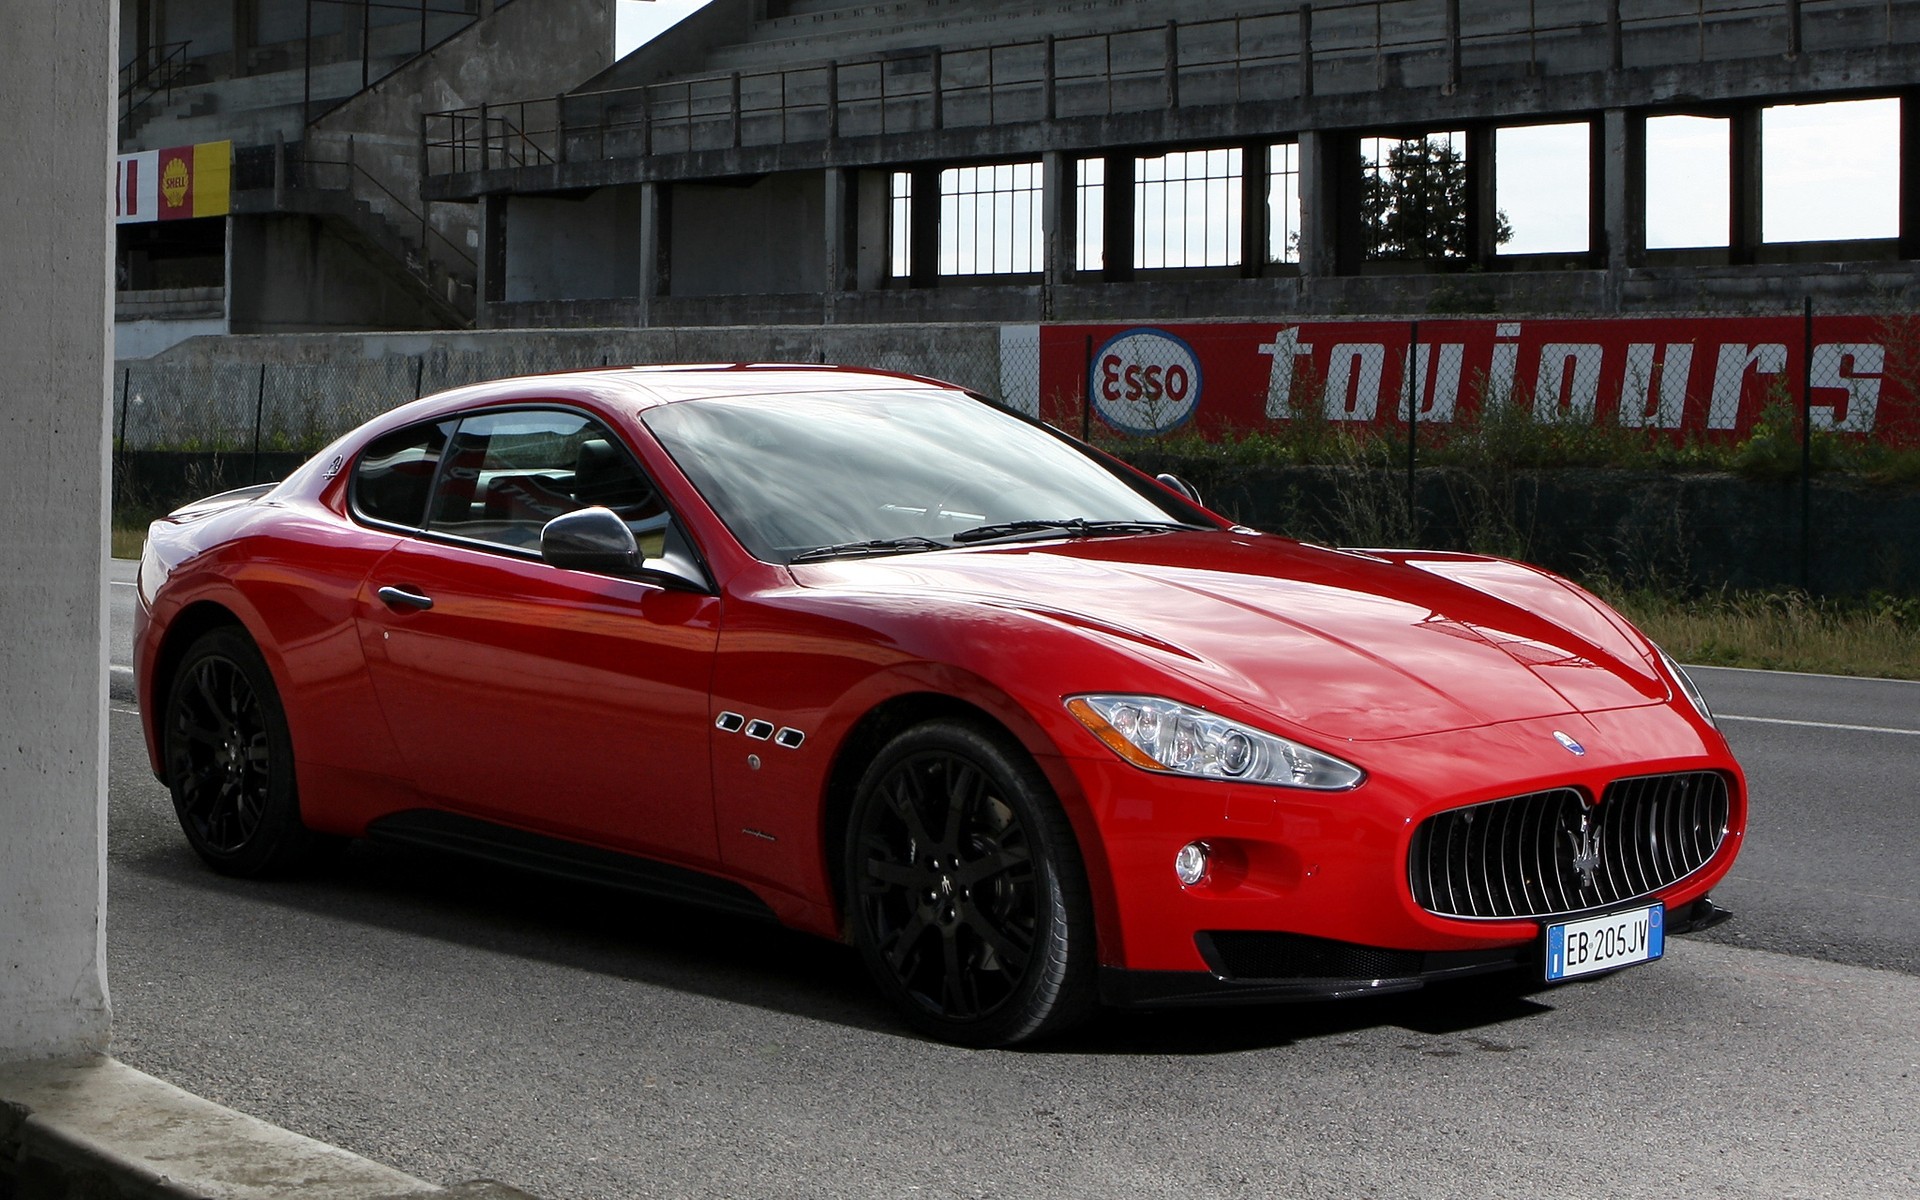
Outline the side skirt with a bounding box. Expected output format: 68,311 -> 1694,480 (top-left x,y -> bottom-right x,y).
365,809 -> 779,924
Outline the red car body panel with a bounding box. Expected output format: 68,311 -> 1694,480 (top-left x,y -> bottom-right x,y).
135,365 -> 1747,988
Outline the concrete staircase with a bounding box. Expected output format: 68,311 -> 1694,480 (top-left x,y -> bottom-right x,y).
291,134 -> 478,327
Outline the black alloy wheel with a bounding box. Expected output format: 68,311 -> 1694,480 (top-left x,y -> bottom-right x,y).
163,626 -> 334,876
847,720 -> 1095,1046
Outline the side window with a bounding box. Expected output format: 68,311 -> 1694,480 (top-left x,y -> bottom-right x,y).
423,409 -> 670,557
352,420 -> 454,529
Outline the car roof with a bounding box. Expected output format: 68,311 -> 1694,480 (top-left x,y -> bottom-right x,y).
406,362 -> 961,421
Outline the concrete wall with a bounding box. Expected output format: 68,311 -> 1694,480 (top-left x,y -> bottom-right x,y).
672,174 -> 826,297
506,188 -> 642,302
229,213 -> 457,333
1,0 -> 114,1060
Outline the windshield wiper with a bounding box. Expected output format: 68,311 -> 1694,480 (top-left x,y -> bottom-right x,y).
790,536 -> 950,563
949,518 -> 1198,545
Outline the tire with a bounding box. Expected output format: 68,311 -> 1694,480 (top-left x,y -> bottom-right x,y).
845,719 -> 1097,1046
162,626 -> 336,877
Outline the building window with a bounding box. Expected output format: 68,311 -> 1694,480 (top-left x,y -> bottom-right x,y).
940,161 -> 1042,275
1135,148 -> 1241,269
1077,157 -> 1105,273
1646,115 -> 1729,249
1268,143 -> 1300,265
889,171 -> 912,278
1360,131 -> 1481,261
1495,122 -> 1589,255
1762,97 -> 1898,243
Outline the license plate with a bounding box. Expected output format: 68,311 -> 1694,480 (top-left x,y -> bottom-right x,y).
1544,903 -> 1664,981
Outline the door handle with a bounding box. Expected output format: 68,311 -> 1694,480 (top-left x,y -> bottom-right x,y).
377,585 -> 434,611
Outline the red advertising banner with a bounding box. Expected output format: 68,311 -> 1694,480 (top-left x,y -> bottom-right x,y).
1036,317 -> 1920,444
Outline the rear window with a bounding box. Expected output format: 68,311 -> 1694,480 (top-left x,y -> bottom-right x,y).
352,420 -> 453,528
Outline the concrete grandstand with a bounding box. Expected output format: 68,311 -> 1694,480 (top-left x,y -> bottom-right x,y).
414,0 -> 1920,329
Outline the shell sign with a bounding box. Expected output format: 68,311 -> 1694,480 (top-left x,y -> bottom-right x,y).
116,141 -> 230,224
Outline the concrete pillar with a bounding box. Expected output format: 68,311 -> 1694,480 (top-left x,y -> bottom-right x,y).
1730,107 -> 1763,266
1101,152 -> 1135,282
823,167 -> 855,311
1465,126 -> 1497,268
637,181 -> 670,325
1601,108 -> 1644,272
1041,149 -> 1076,296
476,193 -> 507,327
1239,142 -> 1267,278
1296,130 -> 1340,276
908,166 -> 940,288
1899,92 -> 1920,261
0,0 -> 115,1061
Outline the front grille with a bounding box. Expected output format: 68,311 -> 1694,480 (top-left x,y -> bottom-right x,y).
1408,771 -> 1731,920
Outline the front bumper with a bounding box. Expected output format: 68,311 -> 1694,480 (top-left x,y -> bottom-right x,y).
1056,705 -> 1745,974
1099,895 -> 1733,1008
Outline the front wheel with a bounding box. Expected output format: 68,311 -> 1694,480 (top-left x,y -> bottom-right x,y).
845,720 -> 1096,1046
162,626 -> 336,877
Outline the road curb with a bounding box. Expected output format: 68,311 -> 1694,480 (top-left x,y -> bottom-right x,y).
109,665 -> 135,706
0,1055 -> 543,1200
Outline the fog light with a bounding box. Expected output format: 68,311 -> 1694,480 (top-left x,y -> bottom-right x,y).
1174,841 -> 1211,887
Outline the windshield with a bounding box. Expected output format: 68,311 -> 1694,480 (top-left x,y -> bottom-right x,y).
642,388 -> 1199,564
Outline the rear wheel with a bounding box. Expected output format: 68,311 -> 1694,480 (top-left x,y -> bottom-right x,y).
162,626 -> 335,876
846,720 -> 1096,1046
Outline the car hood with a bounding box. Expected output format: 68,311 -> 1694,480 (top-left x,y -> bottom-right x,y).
790,532 -> 1670,743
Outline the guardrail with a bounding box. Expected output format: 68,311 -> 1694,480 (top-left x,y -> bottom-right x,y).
424,0 -> 1909,175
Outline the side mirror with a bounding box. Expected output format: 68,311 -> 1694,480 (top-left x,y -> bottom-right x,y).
541,506 -> 640,574
1156,472 -> 1202,507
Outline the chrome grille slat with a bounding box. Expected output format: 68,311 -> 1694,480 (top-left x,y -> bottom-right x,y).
1493,794 -> 1517,917
1408,772 -> 1731,921
1598,777 -> 1629,900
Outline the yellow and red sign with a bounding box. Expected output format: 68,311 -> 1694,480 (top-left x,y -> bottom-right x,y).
116,140 -> 230,224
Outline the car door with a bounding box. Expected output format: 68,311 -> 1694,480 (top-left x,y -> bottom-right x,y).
353,406 -> 722,865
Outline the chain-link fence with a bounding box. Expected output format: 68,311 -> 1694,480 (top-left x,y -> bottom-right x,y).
116,301 -> 1920,596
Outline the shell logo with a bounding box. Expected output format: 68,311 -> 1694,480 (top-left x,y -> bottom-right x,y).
1089,328 -> 1203,435
161,157 -> 191,209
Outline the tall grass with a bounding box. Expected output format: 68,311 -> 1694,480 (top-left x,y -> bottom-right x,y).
1605,588 -> 1920,680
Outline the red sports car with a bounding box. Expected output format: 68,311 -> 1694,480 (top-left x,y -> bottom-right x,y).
135,364 -> 1745,1045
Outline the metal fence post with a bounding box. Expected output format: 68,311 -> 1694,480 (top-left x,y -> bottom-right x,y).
414,355 -> 426,399
1406,320 -> 1419,540
116,368 -> 131,513
251,363 -> 266,484
1083,334 -> 1094,439
1800,295 -> 1814,592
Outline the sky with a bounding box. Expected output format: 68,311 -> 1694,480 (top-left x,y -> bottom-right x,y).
614,3 -> 1896,258
615,0 -> 712,54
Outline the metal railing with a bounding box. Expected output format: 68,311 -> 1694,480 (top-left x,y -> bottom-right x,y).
425,0 -> 1911,175
118,40 -> 193,133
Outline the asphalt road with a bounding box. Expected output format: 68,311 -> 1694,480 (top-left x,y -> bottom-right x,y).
102,560 -> 1919,1199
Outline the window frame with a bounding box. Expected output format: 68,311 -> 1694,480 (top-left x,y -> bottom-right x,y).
346,403 -> 712,589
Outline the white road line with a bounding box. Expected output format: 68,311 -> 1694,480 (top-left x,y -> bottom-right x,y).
110,706 -> 140,717
1720,713 -> 1920,737
1687,663 -> 1919,686
109,580 -> 135,588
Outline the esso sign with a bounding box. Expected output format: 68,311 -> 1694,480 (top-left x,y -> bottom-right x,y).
1090,328 -> 1203,435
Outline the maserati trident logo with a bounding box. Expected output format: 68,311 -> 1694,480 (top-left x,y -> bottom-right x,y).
1564,809 -> 1605,892
1553,730 -> 1586,755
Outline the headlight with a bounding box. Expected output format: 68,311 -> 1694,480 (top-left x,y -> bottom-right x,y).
1066,694 -> 1364,790
1656,646 -> 1717,729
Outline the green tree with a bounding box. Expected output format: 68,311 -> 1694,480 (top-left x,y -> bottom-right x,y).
1361,136 -> 1513,260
